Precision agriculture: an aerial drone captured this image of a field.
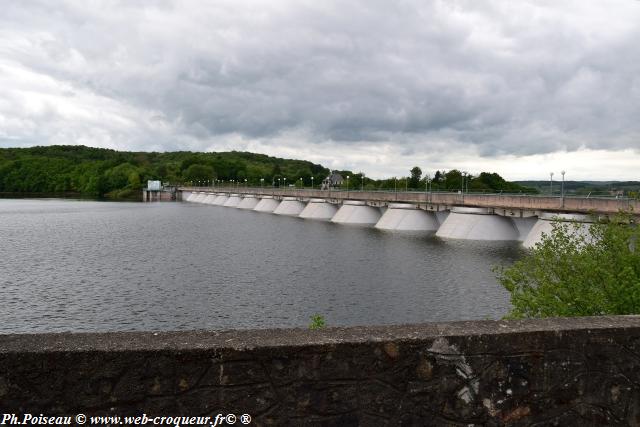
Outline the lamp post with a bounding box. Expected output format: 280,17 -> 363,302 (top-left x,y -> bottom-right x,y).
394,177 -> 398,200
311,176 -> 314,189
461,172 -> 466,202
550,172 -> 554,196
277,178 -> 280,188
426,173 -> 431,203
561,170 -> 566,207
283,177 -> 287,191
346,175 -> 350,193
361,173 -> 364,192
260,178 -> 264,191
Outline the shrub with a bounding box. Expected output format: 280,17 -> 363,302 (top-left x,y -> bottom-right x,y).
495,211 -> 639,318
309,314 -> 326,330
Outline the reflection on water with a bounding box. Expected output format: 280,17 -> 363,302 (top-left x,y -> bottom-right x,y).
0,199 -> 522,333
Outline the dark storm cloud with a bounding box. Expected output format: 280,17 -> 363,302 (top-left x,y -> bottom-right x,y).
1,0 -> 639,162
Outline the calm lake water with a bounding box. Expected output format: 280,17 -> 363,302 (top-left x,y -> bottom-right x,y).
0,198 -> 523,333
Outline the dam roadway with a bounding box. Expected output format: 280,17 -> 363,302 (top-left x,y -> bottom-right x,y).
175,186 -> 639,247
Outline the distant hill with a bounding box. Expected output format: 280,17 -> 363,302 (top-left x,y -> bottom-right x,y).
0,145 -> 329,198
515,180 -> 640,197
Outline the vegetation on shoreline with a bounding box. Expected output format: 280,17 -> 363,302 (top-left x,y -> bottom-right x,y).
0,145 -> 538,198
495,211 -> 640,318
0,145 -> 329,198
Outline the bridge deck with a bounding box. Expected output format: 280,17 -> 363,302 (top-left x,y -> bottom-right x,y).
179,187 -> 638,215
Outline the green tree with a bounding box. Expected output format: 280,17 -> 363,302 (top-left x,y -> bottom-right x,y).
183,164 -> 215,183
409,166 -> 422,189
495,212 -> 640,318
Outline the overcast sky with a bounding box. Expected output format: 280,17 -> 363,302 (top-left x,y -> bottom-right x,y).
1,1 -> 639,180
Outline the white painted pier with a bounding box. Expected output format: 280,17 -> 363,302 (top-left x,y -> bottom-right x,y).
273,197 -> 306,216
375,203 -> 439,232
299,199 -> 338,220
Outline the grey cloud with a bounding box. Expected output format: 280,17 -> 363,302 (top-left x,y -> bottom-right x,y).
0,0 -> 639,160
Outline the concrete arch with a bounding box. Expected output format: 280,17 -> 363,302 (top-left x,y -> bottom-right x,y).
523,213 -> 593,249
436,207 -> 519,241
299,199 -> 338,220
331,201 -> 381,225
375,203 -> 439,231
254,196 -> 281,213
273,197 -> 306,216
237,195 -> 259,210
223,194 -> 242,207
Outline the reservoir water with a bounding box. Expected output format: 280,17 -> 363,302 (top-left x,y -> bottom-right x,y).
0,198 -> 522,333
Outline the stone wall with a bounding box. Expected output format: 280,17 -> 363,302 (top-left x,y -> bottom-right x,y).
2,316 -> 640,426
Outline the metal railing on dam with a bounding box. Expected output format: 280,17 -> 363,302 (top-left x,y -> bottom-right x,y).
2,316 -> 640,425
179,186 -> 639,214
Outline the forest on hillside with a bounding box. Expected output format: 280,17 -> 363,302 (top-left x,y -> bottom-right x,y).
0,145 -> 537,198
0,146 -> 329,198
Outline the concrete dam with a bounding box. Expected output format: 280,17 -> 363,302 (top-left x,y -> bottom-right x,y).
179,188 -> 638,248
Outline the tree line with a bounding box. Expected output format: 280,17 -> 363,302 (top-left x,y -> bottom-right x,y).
0,146 -> 329,198
334,166 -> 537,194
0,146 -> 536,198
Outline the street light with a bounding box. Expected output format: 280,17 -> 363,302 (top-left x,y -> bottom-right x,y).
461,172 -> 466,202
260,178 -> 264,190
561,170 -> 566,207
311,176 -> 314,189
550,172 -> 554,196
346,176 -> 350,197
426,173 -> 431,202
299,177 -> 302,188
361,173 -> 364,192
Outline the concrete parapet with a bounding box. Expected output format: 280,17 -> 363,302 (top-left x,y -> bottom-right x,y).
2,316 -> 640,425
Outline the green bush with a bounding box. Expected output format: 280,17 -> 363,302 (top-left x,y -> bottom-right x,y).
309,314 -> 326,330
496,212 -> 639,318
